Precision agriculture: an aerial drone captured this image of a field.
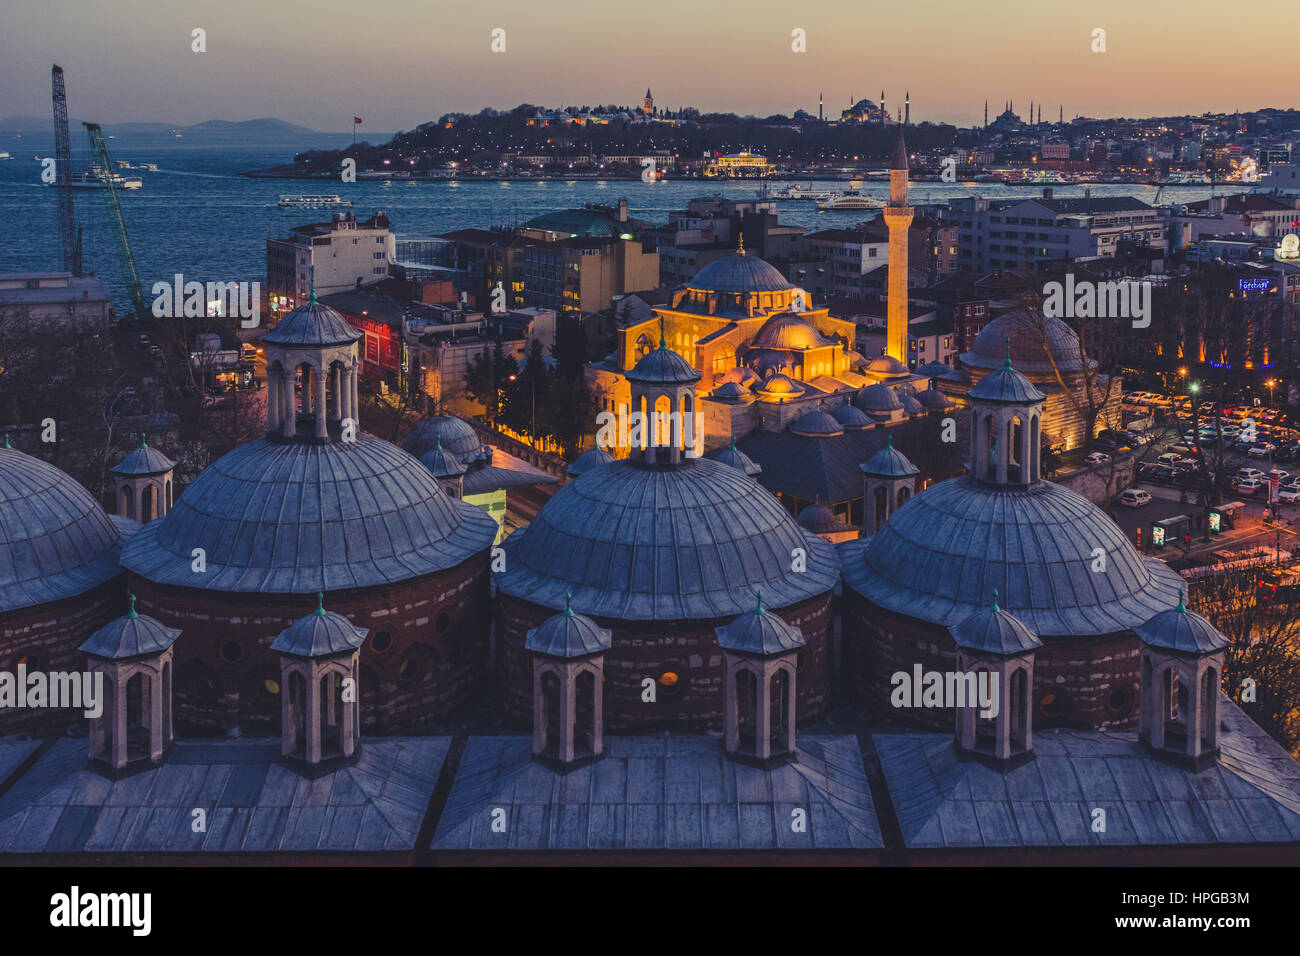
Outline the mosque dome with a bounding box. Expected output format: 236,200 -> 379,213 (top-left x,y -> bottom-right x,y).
271,597 -> 369,658
264,299 -> 362,348
797,502 -> 854,535
111,437 -> 175,477
899,394 -> 924,416
754,373 -> 805,402
567,446 -> 614,477
865,355 -> 910,380
525,596 -> 613,658
707,439 -> 762,476
915,388 -> 950,410
714,596 -> 806,655
968,360 -> 1048,404
420,439 -> 468,479
1134,595 -> 1230,654
790,411 -> 844,437
689,253 -> 795,294
402,414 -> 486,463
497,457 -> 838,621
831,404 -> 873,430
79,597 -> 181,659
751,314 -> 833,350
854,383 -> 903,414
121,435 -> 498,593
962,309 -> 1087,374
949,596 -> 1042,656
710,381 -> 752,402
0,445 -> 125,613
860,438 -> 919,479
625,342 -> 701,385
842,476 -> 1185,636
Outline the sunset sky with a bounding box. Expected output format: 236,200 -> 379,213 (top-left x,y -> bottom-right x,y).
0,0 -> 1292,131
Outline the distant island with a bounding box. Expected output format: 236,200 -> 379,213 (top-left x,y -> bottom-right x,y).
0,116 -> 316,135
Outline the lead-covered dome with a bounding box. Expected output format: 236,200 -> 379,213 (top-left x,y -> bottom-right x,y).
264,299 -> 362,348
121,435 -> 498,593
841,476 -> 1185,636
498,457 -> 838,620
402,414 -> 486,463
0,446 -> 125,612
751,314 -> 833,350
689,253 -> 795,294
962,309 -> 1087,374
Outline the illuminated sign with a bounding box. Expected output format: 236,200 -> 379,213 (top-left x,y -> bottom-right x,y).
1208,511 -> 1221,533
1238,278 -> 1274,292
1152,525 -> 1166,548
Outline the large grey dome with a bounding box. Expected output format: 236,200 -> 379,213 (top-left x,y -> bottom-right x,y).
0,446 -> 125,613
498,457 -> 838,620
121,435 -> 498,593
841,476 -> 1185,636
689,253 -> 795,294
961,309 -> 1087,374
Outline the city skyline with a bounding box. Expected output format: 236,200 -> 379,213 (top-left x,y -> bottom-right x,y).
0,0 -> 1293,132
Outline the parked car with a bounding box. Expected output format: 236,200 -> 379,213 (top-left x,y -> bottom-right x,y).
1248,443 -> 1277,458
1280,485 -> 1300,504
1119,489 -> 1152,508
1236,478 -> 1266,496
1157,452 -> 1183,467
1086,452 -> 1111,465
1233,439 -> 1257,452
1237,467 -> 1265,481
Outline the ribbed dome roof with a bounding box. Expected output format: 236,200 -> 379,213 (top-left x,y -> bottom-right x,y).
968,355 -> 1046,405
860,437 -> 919,478
121,435 -> 498,593
707,439 -> 762,476
79,597 -> 181,660
715,594 -> 806,655
625,344 -> 701,385
855,383 -> 903,413
111,437 -> 175,477
841,476 -> 1186,636
751,314 -> 833,350
865,355 -> 910,379
689,253 -> 794,294
961,309 -> 1086,373
754,373 -> 804,401
271,597 -> 368,658
402,414 -> 485,462
797,503 -> 853,534
420,439 -> 467,478
0,446 -> 125,613
711,381 -> 752,402
498,457 -> 838,621
915,388 -> 950,410
832,404 -> 873,429
525,596 -> 613,658
264,299 -> 362,348
949,595 -> 1043,656
1134,594 -> 1229,654
899,394 -> 924,416
567,446 -> 614,477
790,411 -> 844,437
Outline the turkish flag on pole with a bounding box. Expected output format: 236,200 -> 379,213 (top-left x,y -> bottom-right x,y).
353,117 -> 362,124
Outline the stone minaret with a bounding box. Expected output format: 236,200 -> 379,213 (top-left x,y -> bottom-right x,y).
904,91 -> 910,125
883,123 -> 913,363
879,90 -> 885,125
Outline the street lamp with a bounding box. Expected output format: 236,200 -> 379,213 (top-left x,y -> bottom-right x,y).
1267,378 -> 1277,406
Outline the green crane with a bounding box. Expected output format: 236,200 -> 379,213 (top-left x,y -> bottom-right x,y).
84,122 -> 148,323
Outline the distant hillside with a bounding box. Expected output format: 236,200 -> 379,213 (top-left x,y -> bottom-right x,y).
0,116 -> 315,134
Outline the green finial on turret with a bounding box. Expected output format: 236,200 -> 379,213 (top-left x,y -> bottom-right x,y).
128,593 -> 138,619
316,591 -> 326,616
1176,588 -> 1185,613
755,588 -> 764,614
564,591 -> 574,617
991,587 -> 1000,612
309,265 -> 317,305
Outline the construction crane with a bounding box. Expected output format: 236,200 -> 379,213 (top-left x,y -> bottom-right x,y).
84,122 -> 149,323
50,65 -> 82,276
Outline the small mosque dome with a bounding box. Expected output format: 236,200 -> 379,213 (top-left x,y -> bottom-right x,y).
865,355 -> 910,380
754,373 -> 805,402
111,436 -> 175,477
860,437 -> 920,479
915,388 -> 950,410
271,595 -> 368,658
264,300 -> 362,348
402,414 -> 486,462
899,394 -> 924,416
949,593 -> 1043,656
708,439 -> 762,476
790,411 -> 844,437
751,314 -> 833,350
625,342 -> 701,385
714,593 -> 806,655
79,596 -> 181,659
420,438 -> 468,479
797,503 -> 854,535
854,383 -> 903,414
689,253 -> 795,294
967,355 -> 1047,405
831,404 -> 873,429
525,595 -> 613,658
1134,594 -> 1230,654
568,446 -> 614,477
711,381 -> 752,402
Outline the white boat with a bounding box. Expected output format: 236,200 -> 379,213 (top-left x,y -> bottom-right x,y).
817,190 -> 885,211
139,162 -> 159,171
278,194 -> 353,208
773,185 -> 836,201
0,152 -> 10,160
48,166 -> 142,190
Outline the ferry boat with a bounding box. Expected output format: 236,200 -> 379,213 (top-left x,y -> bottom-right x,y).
139,162 -> 159,171
773,184 -> 836,201
277,194 -> 354,208
0,152 -> 10,160
817,190 -> 885,211
48,166 -> 142,190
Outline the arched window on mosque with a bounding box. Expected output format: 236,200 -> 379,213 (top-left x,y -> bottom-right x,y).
634,334 -> 652,361
712,345 -> 736,377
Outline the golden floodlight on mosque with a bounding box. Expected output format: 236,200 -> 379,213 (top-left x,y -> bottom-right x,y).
659,671 -> 679,687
